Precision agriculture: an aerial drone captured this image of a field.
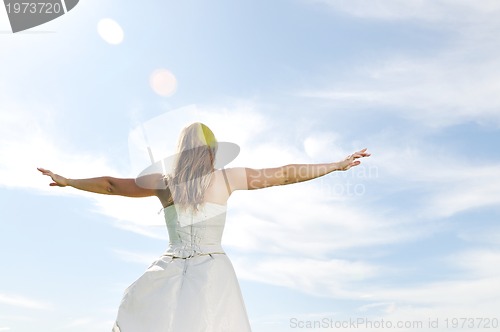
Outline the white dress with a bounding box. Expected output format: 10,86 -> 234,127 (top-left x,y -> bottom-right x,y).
112,202 -> 252,332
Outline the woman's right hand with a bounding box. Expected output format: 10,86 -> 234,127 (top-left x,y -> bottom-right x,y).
37,167 -> 68,187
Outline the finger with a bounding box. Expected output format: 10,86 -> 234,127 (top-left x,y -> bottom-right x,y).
355,152 -> 371,158
351,161 -> 361,166
38,168 -> 53,175
354,151 -> 364,157
358,148 -> 369,155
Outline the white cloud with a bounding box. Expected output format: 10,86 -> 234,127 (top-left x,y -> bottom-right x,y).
303,132 -> 344,160
373,143 -> 500,218
225,183 -> 424,257
301,53 -> 500,127
237,249 -> 500,331
301,0 -> 500,128
296,0 -> 500,221
112,249 -> 159,265
363,274 -> 500,330
0,95 -> 169,241
63,317 -> 93,328
233,255 -> 383,299
445,248 -> 500,278
308,0 -> 500,23
232,252 -> 500,330
60,317 -> 115,331
457,227 -> 500,245
0,97 -> 119,191
0,293 -> 52,310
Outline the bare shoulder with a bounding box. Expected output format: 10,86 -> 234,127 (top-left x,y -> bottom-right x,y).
217,167 -> 248,192
136,173 -> 166,190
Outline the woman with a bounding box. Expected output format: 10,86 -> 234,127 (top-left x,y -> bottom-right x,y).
38,122 -> 370,332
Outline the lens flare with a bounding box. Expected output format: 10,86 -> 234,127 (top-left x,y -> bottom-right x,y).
150,69 -> 178,97
97,18 -> 124,45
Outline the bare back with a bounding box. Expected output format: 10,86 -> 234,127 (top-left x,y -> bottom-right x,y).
157,168 -> 248,208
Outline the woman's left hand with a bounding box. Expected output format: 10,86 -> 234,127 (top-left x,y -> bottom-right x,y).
338,148 -> 371,171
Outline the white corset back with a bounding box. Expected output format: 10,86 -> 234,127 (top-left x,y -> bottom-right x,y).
163,202 -> 228,258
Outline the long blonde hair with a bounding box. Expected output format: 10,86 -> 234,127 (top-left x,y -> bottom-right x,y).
165,122 -> 218,211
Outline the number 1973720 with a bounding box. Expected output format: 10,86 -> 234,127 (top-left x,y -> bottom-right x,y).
5,2 -> 62,14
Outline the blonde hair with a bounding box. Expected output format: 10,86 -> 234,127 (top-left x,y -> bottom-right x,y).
165,122 -> 218,211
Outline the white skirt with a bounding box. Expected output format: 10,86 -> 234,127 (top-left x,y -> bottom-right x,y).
112,251 -> 251,332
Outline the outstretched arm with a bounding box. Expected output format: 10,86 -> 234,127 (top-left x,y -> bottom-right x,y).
37,168 -> 158,197
225,148 -> 371,191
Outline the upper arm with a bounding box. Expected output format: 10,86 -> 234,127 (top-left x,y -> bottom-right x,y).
224,167 -> 286,191
108,174 -> 163,197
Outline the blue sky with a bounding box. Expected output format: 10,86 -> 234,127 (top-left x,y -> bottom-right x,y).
1,0 -> 500,331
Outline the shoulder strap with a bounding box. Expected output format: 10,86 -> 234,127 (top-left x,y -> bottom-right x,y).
221,168 -> 231,195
